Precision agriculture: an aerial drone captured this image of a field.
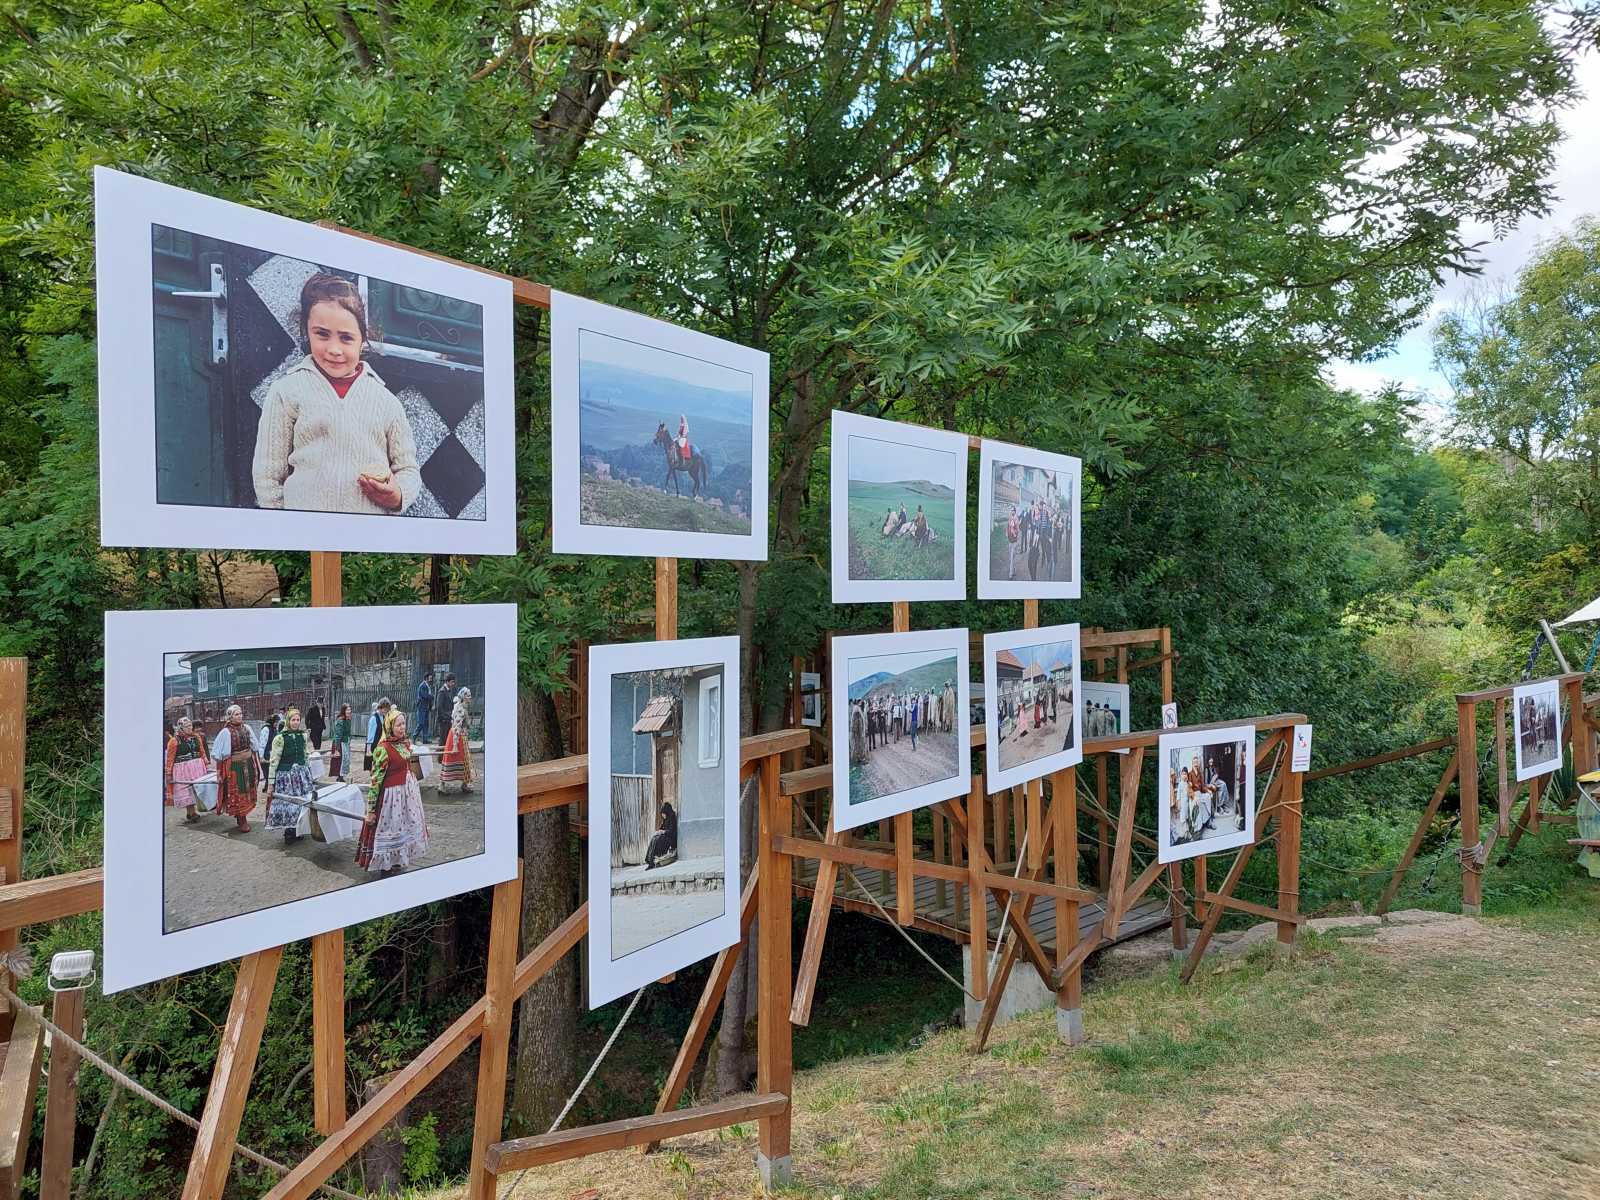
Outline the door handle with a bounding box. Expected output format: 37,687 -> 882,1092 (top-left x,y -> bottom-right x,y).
171,261 -> 228,365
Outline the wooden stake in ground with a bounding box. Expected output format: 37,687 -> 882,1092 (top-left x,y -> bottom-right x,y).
0,659 -> 24,1039
1457,698 -> 1482,916
39,984 -> 85,1200
309,550 -> 347,1135
755,754 -> 793,1188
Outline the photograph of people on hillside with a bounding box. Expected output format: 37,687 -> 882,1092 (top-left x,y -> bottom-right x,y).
1157,724 -> 1256,864
831,628 -> 970,832
95,168 -> 515,555
587,637 -> 741,1006
1513,679 -> 1563,782
552,292 -> 769,561
983,625 -> 1083,790
977,440 -> 1082,599
830,411 -> 968,602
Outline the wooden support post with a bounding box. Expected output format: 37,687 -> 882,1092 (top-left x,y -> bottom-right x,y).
40,986 -> 84,1200
965,784 -> 988,1002
1025,781 -> 1043,872
1158,627 -> 1173,704
1528,774 -> 1543,836
0,659 -> 24,1038
0,1005 -> 41,1200
1095,756 -> 1110,888
467,867 -> 524,1200
1053,767 -> 1084,1045
1494,696 -> 1510,836
1570,676 -> 1597,776
755,754 -> 792,1189
1376,751 -> 1459,915
1275,765 -> 1302,953
309,551 -> 346,1135
181,946 -> 284,1200
1167,863 -> 1188,956
790,811 -> 843,1026
655,558 -> 679,639
1102,747 -> 1144,938
1457,699 -> 1482,915
932,807 -> 948,912
894,811 -> 914,925
1193,857 -> 1208,925
995,789 -> 1010,867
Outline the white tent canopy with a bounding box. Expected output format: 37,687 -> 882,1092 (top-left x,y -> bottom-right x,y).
1557,595 -> 1600,625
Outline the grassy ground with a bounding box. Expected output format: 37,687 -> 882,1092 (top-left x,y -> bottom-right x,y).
578,475 -> 749,535
845,480 -> 956,582
421,880 -> 1600,1200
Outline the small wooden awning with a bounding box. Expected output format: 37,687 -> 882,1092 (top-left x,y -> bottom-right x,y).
633,695 -> 676,735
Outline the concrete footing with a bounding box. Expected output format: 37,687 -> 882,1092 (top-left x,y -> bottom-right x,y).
1460,902 -> 1482,917
756,1152 -> 792,1190
1055,1005 -> 1085,1046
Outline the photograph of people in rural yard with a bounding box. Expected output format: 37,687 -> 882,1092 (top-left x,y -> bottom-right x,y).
606,662 -> 729,961
576,327 -> 756,538
1513,680 -> 1562,780
845,647 -> 961,808
1160,732 -> 1252,862
991,638 -> 1077,774
160,638 -> 486,933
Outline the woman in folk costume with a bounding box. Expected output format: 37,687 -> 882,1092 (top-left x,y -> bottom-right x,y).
439,688 -> 476,794
165,716 -> 210,823
329,702 -> 353,781
265,708 -> 316,844
676,413 -> 691,462
210,704 -> 262,832
357,708 -> 428,874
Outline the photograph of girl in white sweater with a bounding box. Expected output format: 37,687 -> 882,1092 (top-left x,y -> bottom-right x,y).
252,273 -> 422,516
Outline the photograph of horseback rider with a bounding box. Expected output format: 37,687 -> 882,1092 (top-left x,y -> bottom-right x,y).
552,291 -> 769,561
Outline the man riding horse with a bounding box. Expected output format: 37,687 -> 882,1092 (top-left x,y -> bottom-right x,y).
653,416 -> 711,499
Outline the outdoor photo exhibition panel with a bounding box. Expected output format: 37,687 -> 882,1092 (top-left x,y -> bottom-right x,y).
586,636 -> 742,1007
1082,679 -> 1131,754
982,623 -> 1084,793
831,627 -> 972,832
829,410 -> 968,603
1512,677 -> 1563,782
103,602 -> 519,993
550,290 -> 770,561
94,167 -> 516,554
1157,723 -> 1258,864
976,438 -> 1082,600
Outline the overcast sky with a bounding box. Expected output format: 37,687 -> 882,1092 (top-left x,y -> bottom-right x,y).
1324,43 -> 1599,432
847,433 -> 958,486
848,646 -> 957,686
580,326 -> 751,394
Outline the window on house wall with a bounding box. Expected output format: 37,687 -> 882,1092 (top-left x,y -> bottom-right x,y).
196,666 -> 208,693
256,661 -> 281,684
698,674 -> 722,768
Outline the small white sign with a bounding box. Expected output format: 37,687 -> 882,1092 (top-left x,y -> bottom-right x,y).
1291,724 -> 1313,773
1161,702 -> 1179,730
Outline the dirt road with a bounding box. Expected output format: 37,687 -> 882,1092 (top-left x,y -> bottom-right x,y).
995,711 -> 1073,772
849,726 -> 959,805
163,756 -> 487,932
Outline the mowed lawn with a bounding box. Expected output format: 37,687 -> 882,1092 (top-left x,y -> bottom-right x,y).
433,887 -> 1600,1200
846,480 -> 956,582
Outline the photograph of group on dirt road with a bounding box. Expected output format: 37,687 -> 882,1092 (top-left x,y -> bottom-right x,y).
552,292 -> 769,561
158,636 -> 489,934
831,411 -> 967,602
832,628 -> 970,831
983,624 -> 1083,790
977,440 -> 1081,599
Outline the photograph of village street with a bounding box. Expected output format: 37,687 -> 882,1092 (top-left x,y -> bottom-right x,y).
161,638 -> 486,932
991,638 -> 1077,773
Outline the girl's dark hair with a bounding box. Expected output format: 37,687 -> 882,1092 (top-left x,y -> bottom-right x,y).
297,273 -> 374,349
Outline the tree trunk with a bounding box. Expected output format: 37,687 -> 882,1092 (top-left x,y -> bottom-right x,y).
428,554 -> 449,605
509,686 -> 580,1134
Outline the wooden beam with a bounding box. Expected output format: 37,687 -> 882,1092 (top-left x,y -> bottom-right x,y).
1303,737 -> 1454,782
1277,766 -> 1303,949
325,221 -> 552,308
1375,752 -> 1459,915
486,1093 -> 788,1174
0,659 -> 24,1039
963,788 -> 987,1001
0,868 -> 102,931
182,947 -> 284,1200
654,558 -> 678,640
466,869 -> 523,1200
311,932 -> 345,1136
1455,672 -> 1586,705
789,817 -> 843,1025
755,755 -> 792,1173
1102,746 -> 1143,938
1494,696 -> 1510,837
1178,787 -> 1283,983
0,1005 -> 41,1200
40,986 -> 84,1200
1198,891 -> 1305,925
1053,767 -> 1083,1034
895,811 -> 914,924
1457,700 -> 1482,913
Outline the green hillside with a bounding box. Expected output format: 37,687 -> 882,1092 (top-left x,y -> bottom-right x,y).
858,655 -> 958,700
578,475 -> 750,535
846,479 -> 957,582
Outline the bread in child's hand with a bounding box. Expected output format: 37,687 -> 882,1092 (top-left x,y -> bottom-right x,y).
358,466 -> 393,485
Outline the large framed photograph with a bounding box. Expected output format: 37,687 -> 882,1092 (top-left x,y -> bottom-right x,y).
103,603 -> 517,993
831,628 -> 971,832
587,637 -> 741,1006
1157,724 -> 1256,864
976,439 -> 1081,599
94,168 -> 515,555
982,625 -> 1083,792
1082,680 -> 1131,753
550,292 -> 769,561
1513,679 -> 1562,782
830,412 -> 967,603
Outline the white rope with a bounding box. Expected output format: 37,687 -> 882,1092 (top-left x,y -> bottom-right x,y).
504,984 -> 648,1199
0,983 -> 367,1200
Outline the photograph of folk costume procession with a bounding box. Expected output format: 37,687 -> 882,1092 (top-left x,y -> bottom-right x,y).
832,629 -> 971,832
551,291 -> 768,561
1157,725 -> 1257,863
95,168 -> 514,554
1513,679 -> 1563,781
159,637 -> 487,934
830,411 -> 967,602
983,625 -> 1083,791
587,638 -> 740,1006
976,440 -> 1082,599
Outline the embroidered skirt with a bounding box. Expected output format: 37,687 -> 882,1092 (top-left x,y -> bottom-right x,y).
267,763 -> 315,830
169,756 -> 208,809
440,728 -> 473,790
356,775 -> 429,871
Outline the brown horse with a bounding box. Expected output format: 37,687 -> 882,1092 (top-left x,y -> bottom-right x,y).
653,424 -> 711,499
